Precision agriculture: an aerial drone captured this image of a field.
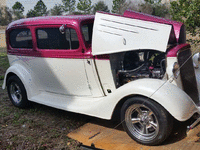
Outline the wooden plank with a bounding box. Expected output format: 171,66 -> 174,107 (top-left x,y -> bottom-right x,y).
68,122 -> 200,150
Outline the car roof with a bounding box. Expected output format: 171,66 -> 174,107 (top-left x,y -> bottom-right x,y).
7,15 -> 94,30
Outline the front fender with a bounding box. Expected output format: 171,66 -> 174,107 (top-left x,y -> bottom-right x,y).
2,64 -> 38,99
103,79 -> 199,121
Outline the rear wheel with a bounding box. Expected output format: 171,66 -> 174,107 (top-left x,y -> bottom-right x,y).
7,75 -> 29,108
121,97 -> 173,145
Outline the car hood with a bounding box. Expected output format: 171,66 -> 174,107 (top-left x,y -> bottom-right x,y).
92,12 -> 172,55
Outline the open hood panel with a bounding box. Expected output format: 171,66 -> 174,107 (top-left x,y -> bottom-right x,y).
123,10 -> 184,43
92,12 -> 172,55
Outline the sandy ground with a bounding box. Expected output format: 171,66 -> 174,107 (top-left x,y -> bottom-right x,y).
0,30 -> 6,48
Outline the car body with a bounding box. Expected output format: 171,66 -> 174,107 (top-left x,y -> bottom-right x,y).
2,10 -> 200,145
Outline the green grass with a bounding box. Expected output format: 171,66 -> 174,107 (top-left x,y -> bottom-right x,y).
0,47 -> 7,52
0,47 -> 9,77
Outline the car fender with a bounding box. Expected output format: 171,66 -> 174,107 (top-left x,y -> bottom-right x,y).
2,64 -> 39,99
100,78 -> 199,121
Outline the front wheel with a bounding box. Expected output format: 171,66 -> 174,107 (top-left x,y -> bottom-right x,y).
7,75 -> 29,108
121,97 -> 173,145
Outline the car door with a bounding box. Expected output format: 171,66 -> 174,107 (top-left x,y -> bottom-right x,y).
28,25 -> 92,96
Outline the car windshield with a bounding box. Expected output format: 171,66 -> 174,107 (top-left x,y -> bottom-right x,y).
81,23 -> 93,46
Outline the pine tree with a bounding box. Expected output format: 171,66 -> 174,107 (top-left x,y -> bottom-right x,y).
26,9 -> 37,18
62,0 -> 76,15
34,0 -> 47,16
50,4 -> 63,16
77,0 -> 93,14
93,1 -> 109,14
12,1 -> 24,20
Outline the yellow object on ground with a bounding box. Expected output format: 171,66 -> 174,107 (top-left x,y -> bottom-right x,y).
68,122 -> 200,150
0,30 -> 6,47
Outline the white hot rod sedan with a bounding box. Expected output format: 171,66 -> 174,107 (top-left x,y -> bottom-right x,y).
2,10 -> 200,145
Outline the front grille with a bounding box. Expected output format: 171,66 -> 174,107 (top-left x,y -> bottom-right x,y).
178,48 -> 199,104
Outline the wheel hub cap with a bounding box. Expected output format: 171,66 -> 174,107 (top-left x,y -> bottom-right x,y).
125,104 -> 159,142
10,82 -> 22,104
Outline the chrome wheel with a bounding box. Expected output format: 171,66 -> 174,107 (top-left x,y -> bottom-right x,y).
10,82 -> 22,104
125,104 -> 159,142
7,76 -> 29,108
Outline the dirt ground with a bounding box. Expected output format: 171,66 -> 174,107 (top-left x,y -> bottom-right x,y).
0,31 -> 6,48
0,26 -> 6,30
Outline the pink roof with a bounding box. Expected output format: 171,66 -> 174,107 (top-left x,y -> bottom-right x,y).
123,10 -> 183,42
7,15 -> 94,30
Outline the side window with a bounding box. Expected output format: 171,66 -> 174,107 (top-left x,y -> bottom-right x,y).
9,29 -> 32,48
36,28 -> 79,50
81,23 -> 93,45
66,28 -> 79,49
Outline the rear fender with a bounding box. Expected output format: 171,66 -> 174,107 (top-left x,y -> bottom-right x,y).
2,64 -> 39,99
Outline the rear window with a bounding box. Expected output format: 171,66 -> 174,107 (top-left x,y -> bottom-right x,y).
9,29 -> 32,48
36,28 -> 79,50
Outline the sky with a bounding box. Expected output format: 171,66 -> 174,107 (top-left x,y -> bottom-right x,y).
6,0 -> 142,15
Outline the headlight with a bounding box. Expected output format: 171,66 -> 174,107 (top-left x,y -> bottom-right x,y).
172,62 -> 180,79
192,52 -> 200,69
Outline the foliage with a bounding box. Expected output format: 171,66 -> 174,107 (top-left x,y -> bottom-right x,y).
153,4 -> 169,18
26,9 -> 37,18
0,7 -> 12,25
26,0 -> 47,18
138,0 -> 169,18
12,1 -> 24,20
34,0 -> 47,16
93,1 -> 109,14
112,0 -> 133,15
112,0 -> 125,14
72,11 -> 84,15
62,0 -> 76,15
77,0 -> 93,14
50,4 -> 63,16
170,0 -> 200,36
0,7 -> 2,21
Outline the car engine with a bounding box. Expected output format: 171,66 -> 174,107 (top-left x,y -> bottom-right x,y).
117,50 -> 166,86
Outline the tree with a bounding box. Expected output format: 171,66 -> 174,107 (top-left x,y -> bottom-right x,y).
112,0 -> 126,14
0,7 -> 2,18
12,1 -> 24,20
50,4 -> 63,16
170,0 -> 200,36
138,0 -> 169,18
93,1 -> 109,14
62,0 -> 76,15
34,0 -> 47,16
26,9 -> 37,18
0,7 -> 12,25
0,7 -> 2,25
77,0 -> 93,14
